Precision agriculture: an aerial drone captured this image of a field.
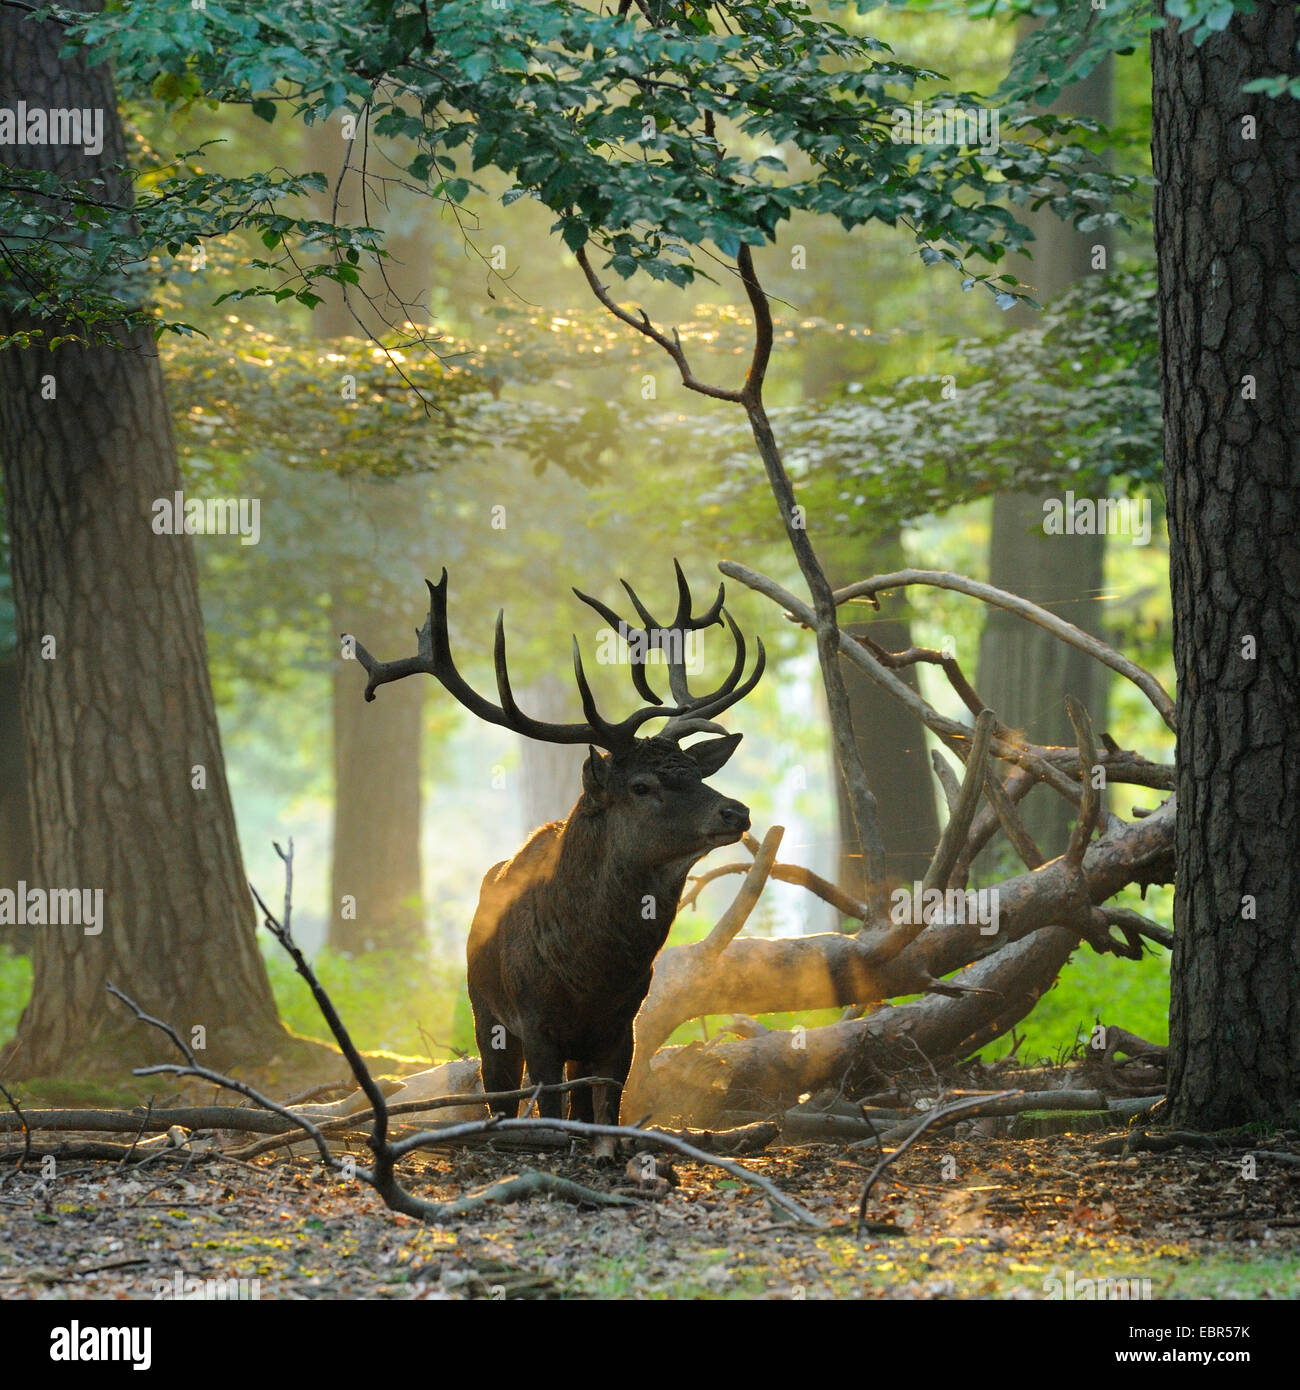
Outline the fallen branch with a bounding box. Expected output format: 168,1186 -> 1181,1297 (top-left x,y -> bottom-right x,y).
870,1089 -> 1166,1145
856,1091 -> 1020,1230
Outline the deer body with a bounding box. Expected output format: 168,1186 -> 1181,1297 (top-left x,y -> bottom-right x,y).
467,734 -> 749,1123
351,562 -> 762,1132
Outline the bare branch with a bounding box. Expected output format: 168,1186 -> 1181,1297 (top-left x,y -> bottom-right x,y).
923,709 -> 995,895
1065,696 -> 1102,866
836,570 -> 1176,732
857,1090 -> 1020,1229
736,243 -> 773,402
701,825 -> 783,955
982,764 -> 1046,871
683,857 -> 870,923
574,246 -> 742,402
0,1082 -> 31,1175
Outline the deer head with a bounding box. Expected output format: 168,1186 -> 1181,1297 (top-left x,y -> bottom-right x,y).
348,561 -> 764,866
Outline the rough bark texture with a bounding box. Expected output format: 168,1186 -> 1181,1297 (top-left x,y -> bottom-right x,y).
1154,4 -> 1300,1127
977,46 -> 1112,861
0,1 -> 284,1073
0,651 -> 34,954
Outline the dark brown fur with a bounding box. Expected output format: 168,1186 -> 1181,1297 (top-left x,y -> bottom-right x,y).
467,734 -> 749,1124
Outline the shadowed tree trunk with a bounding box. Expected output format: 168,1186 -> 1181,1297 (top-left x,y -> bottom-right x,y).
0,1 -> 286,1074
1154,3 -> 1300,1128
977,43 -> 1113,863
0,651 -> 34,955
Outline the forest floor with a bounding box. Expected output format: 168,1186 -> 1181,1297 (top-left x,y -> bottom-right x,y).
1,1095 -> 1298,1300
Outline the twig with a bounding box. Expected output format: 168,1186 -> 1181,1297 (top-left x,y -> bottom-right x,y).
0,1082 -> 30,1175
118,1098 -> 154,1169
106,980 -> 335,1168
683,858 -> 869,922
924,709 -> 995,895
389,1116 -> 825,1227
856,1090 -> 1020,1230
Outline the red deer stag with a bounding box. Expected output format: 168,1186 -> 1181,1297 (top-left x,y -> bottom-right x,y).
350,563 -> 764,1129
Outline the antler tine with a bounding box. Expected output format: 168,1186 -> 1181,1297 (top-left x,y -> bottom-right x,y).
673,619 -> 767,724
572,585 -> 664,706
618,577 -> 659,632
671,556 -> 726,630
572,638 -> 624,747
348,577 -> 442,703
355,572 -> 622,747
355,568 -> 762,754
657,604 -> 749,712
591,560 -> 727,708
493,610 -> 530,725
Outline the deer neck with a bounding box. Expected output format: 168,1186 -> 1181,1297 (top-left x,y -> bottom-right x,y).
551,801 -> 690,951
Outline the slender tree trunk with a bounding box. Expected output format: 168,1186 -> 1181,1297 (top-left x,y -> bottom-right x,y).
300,121 -> 426,956
1154,3 -> 1300,1128
825,533 -> 938,893
977,44 -> 1113,861
0,2 -> 286,1074
743,392 -> 888,896
800,303 -> 939,892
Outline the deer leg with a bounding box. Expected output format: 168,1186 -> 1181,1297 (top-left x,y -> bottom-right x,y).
521,1034 -> 566,1121
592,1025 -> 636,1129
475,1014 -> 524,1118
566,1059 -> 595,1124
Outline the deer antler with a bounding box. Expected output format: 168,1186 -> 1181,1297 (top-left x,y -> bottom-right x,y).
347,564 -> 764,753
573,557 -> 764,743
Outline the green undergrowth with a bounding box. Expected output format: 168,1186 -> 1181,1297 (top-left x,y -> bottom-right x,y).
0,911 -> 1173,1072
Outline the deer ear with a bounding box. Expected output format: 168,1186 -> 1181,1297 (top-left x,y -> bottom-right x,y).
684,732 -> 742,778
582,745 -> 612,796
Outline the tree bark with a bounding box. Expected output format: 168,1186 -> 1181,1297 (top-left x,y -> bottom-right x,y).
1154,3 -> 1300,1128
0,1 -> 285,1074
0,650 -> 34,955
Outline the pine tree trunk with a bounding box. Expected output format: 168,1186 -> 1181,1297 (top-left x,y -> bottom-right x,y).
0,1 -> 285,1074
1154,4 -> 1300,1127
0,651 -> 34,955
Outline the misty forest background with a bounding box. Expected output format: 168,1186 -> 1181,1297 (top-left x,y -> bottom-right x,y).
0,3 -> 1173,1072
